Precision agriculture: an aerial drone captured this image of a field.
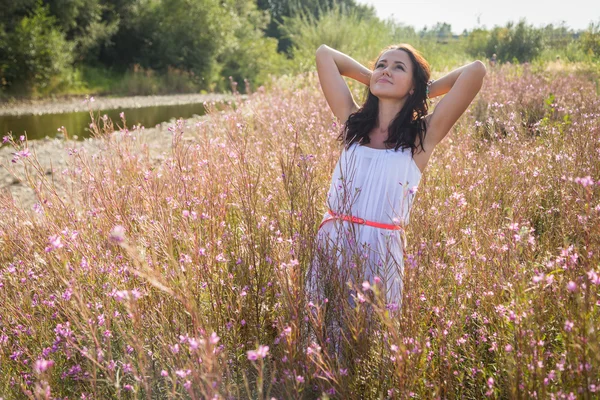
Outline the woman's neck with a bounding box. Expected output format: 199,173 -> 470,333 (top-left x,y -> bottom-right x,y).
377,97 -> 406,131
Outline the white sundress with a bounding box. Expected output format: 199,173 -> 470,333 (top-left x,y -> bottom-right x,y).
307,141 -> 422,312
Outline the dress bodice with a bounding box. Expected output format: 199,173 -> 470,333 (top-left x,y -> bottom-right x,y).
323,142 -> 422,226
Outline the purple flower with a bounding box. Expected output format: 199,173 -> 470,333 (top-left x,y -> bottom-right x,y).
587,270 -> 600,285
176,369 -> 191,378
45,235 -> 64,252
564,320 -> 574,332
209,332 -> 220,344
574,175 -> 594,187
34,359 -> 54,374
109,225 -> 126,243
114,290 -> 129,302
122,363 -> 133,374
12,148 -> 31,163
247,345 -> 269,360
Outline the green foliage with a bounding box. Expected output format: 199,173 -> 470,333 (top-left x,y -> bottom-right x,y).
280,2 -> 393,74
256,0 -> 377,53
468,20 -> 600,66
39,0 -> 119,63
0,0 -> 598,99
466,28 -> 490,59
96,0 -> 289,93
142,0 -> 226,89
580,21 -> 600,58
214,0 -> 291,92
485,20 -> 544,63
535,42 -> 592,64
0,0 -> 39,30
419,22 -> 453,41
411,38 -> 471,72
281,4 -> 470,76
0,1 -> 74,96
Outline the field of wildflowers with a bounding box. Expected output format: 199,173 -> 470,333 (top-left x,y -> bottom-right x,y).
1,63 -> 599,399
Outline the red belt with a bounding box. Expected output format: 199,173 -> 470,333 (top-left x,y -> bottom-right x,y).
318,209 -> 404,232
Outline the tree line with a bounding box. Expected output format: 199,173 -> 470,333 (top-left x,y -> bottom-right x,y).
0,0 -> 598,98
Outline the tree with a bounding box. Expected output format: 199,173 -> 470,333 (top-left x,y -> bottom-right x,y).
0,2 -> 74,95
420,22 -> 452,42
44,0 -> 120,64
466,28 -> 490,58
485,20 -> 543,63
216,0 -> 290,92
256,0 -> 376,54
580,21 -> 600,58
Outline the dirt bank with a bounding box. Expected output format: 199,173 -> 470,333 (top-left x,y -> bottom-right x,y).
0,93 -> 245,116
0,113 -> 215,211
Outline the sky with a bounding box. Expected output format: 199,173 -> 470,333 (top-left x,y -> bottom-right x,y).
355,0 -> 599,34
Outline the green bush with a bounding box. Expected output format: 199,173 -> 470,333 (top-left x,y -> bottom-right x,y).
479,20 -> 543,63
466,28 -> 490,59
140,0 -> 225,90
281,4 -> 470,76
280,2 -> 396,74
580,21 -> 600,59
0,2 -> 74,96
411,37 -> 471,72
215,0 -> 291,93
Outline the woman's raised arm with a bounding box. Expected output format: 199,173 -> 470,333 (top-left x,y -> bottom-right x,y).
424,61 -> 487,147
315,45 -> 372,123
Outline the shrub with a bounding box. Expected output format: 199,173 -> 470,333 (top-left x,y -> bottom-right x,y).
485,20 -> 543,63
0,2 -> 74,96
580,21 -> 600,59
280,2 -> 393,74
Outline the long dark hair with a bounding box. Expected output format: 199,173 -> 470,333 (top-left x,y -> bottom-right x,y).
339,44 -> 431,155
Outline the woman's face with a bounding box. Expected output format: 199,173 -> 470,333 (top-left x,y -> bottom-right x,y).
370,49 -> 415,100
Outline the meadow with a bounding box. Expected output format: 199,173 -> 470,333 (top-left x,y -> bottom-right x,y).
1,62 -> 599,399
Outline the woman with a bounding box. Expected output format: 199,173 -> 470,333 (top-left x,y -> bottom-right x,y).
306,43 -> 486,346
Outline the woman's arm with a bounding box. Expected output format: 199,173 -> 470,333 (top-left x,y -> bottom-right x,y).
318,45 -> 372,86
315,45 -> 371,123
424,61 -> 487,147
428,62 -> 482,99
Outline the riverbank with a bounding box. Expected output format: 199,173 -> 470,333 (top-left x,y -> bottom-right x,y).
0,95 -> 249,210
0,92 -> 245,116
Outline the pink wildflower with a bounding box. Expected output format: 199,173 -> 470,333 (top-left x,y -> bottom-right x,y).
209,332 -> 220,344
564,320 -> 574,332
109,225 -> 126,243
34,359 -> 54,374
247,345 -> 269,360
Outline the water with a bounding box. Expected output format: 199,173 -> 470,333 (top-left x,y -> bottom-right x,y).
0,102 -> 222,141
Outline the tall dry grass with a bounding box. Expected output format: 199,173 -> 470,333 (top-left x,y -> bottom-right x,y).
0,64 -> 599,399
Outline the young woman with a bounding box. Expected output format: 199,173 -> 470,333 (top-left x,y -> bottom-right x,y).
306,43 -> 486,331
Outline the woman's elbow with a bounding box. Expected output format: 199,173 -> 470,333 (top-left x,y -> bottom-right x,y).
472,60 -> 487,76
316,44 -> 329,55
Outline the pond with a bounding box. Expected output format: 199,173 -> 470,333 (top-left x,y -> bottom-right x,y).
0,101 -> 225,141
